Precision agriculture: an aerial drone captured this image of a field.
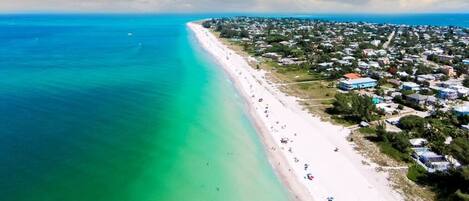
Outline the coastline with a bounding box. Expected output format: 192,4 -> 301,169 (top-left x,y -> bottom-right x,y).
188,22 -> 403,201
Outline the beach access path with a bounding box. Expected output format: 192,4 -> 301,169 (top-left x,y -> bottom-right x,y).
188,22 -> 403,201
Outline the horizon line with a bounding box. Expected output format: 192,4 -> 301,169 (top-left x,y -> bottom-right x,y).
1,11 -> 469,15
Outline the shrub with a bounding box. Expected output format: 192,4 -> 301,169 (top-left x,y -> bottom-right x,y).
399,115 -> 426,131
407,163 -> 427,183
377,142 -> 411,162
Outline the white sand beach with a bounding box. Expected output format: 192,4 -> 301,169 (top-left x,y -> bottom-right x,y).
188,22 -> 403,201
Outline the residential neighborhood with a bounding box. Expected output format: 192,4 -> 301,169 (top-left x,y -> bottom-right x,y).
203,17 -> 469,200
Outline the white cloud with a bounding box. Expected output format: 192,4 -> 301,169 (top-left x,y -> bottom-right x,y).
0,0 -> 467,12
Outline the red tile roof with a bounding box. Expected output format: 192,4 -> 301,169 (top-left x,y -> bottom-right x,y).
343,73 -> 361,80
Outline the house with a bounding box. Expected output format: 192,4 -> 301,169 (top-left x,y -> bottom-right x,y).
378,57 -> 390,66
454,104 -> 469,116
358,61 -> 370,69
376,50 -> 387,56
417,151 -> 451,172
401,82 -> 420,91
462,124 -> 469,131
344,48 -> 354,55
376,103 -> 396,114
339,77 -> 377,91
403,58 -> 414,64
369,61 -> 380,68
337,60 -> 352,66
371,40 -> 381,47
342,56 -> 355,61
362,49 -> 376,57
410,142 -> 451,172
318,62 -> 334,69
449,85 -> 469,97
397,71 -> 410,77
409,138 -> 428,148
417,74 -> 436,82
406,94 -> 428,106
343,73 -> 361,80
263,52 -> 281,60
437,54 -> 454,62
438,88 -> 458,100
426,96 -> 438,105
463,59 -> 469,65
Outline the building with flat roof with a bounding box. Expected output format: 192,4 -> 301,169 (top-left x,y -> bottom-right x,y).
401,82 -> 420,91
438,88 -> 458,100
406,93 -> 428,106
339,77 -> 377,91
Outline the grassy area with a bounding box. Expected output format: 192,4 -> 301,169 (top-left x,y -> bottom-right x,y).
358,127 -> 377,136
281,81 -> 337,100
330,116 -> 357,127
321,99 -> 335,105
260,61 -> 326,82
379,83 -> 395,89
377,142 -> 411,162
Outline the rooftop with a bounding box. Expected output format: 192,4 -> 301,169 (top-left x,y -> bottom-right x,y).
402,82 -> 420,87
409,138 -> 428,147
343,73 -> 361,80
406,93 -> 428,101
340,77 -> 376,85
454,104 -> 469,112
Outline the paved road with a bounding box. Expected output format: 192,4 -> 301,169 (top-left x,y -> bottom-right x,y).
383,30 -> 396,49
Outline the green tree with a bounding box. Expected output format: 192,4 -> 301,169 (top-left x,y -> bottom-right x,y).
331,93 -> 377,122
398,115 -> 426,131
463,76 -> 469,88
449,137 -> 469,165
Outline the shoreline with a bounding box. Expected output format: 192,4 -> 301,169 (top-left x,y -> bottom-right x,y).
188,22 -> 403,201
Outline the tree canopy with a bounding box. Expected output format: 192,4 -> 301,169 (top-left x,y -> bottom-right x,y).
331,93 -> 377,122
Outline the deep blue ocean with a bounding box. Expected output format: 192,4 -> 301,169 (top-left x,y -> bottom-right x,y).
304,13 -> 469,27
0,13 -> 467,201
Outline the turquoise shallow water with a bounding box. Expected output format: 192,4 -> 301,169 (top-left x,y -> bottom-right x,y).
0,15 -> 292,201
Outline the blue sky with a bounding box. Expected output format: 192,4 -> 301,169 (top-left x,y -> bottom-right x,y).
0,0 -> 468,13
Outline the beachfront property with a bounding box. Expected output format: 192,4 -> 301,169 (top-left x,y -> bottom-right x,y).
202,18 -> 469,193
339,77 -> 377,91
415,151 -> 451,172
409,138 -> 459,173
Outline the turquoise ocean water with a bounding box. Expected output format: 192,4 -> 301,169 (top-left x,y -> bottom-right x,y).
0,13 -> 467,201
0,15 -> 292,201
